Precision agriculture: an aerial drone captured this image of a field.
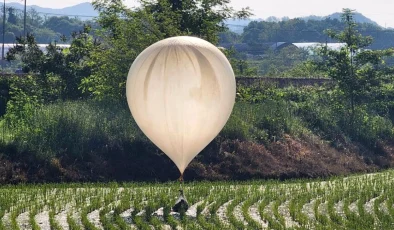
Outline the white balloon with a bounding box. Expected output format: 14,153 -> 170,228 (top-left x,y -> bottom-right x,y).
126,36 -> 236,175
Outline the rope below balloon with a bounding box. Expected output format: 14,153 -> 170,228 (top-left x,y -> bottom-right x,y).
179,173 -> 184,191
173,173 -> 189,213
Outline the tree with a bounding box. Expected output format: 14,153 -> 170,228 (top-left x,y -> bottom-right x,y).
28,8 -> 43,28
315,9 -> 394,122
80,0 -> 252,99
7,7 -> 18,24
6,25 -> 99,100
219,31 -> 241,44
43,16 -> 84,39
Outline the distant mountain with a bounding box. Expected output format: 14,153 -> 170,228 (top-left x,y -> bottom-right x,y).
6,2 -> 98,19
304,12 -> 379,26
4,2 -> 381,28
226,12 -> 380,34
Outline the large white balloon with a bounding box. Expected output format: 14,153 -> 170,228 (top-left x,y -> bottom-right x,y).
126,36 -> 236,175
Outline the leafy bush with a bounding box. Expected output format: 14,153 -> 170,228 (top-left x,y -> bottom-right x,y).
235,83 -> 394,148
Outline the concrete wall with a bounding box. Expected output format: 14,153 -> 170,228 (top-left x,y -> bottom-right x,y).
0,74 -> 333,88
236,77 -> 332,88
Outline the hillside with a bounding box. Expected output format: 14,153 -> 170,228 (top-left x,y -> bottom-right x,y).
226,12 -> 380,34
6,2 -> 98,19
304,12 -> 379,26
0,3 -> 96,44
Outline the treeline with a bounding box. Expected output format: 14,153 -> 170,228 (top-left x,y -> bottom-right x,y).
0,7 -> 94,43
220,17 -> 394,50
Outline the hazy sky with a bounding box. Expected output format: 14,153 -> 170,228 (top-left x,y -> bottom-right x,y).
8,0 -> 394,28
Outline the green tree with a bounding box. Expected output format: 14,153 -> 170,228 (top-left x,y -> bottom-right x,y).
28,8 -> 44,28
43,16 -> 84,39
7,7 -> 18,25
6,25 -> 98,100
315,9 -> 394,122
80,0 -> 251,99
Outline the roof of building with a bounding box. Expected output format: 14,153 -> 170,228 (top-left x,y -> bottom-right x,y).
292,42 -> 346,51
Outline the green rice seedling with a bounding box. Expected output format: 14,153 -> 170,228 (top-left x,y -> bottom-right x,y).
272,198 -> 286,228
386,197 -> 394,221
227,198 -> 243,229
314,198 -> 330,226
0,209 -> 6,230
356,192 -> 375,228
48,210 -> 62,230
131,206 -> 151,230
260,199 -> 283,230
29,207 -> 40,230
183,221 -> 202,230
326,191 -> 345,227
196,201 -> 215,229
99,207 -> 117,230
149,216 -> 163,229
197,213 -> 214,229
67,212 -> 82,230
113,214 -> 132,230
241,195 -> 262,229
343,193 -> 361,229
373,194 -> 392,229
80,208 -> 99,230
144,201 -> 156,222
133,215 -> 151,230
288,193 -> 311,227
10,208 -> 20,230
196,202 -> 204,217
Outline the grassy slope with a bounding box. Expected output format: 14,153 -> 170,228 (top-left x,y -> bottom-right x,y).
0,96 -> 393,183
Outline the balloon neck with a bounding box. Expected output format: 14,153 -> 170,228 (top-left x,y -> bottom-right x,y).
179,173 -> 184,190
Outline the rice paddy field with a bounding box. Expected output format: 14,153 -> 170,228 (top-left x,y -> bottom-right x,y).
0,170 -> 393,230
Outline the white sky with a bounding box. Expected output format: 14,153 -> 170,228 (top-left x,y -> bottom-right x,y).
7,0 -> 394,28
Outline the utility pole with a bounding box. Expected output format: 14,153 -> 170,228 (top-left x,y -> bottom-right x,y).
23,0 -> 26,37
2,0 -> 5,71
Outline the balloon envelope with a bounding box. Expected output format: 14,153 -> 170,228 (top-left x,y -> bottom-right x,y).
126,36 -> 236,174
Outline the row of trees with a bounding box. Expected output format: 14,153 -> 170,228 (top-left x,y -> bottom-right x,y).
0,7 -> 91,43
222,16 -> 394,50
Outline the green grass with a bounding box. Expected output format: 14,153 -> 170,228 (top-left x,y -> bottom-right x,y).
0,99 -> 302,157
0,100 -> 145,159
0,99 -> 294,161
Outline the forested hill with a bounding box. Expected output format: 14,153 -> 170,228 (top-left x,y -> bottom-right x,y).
226,12 -> 380,33
223,16 -> 394,50
6,2 -> 98,18
0,3 -> 97,44
303,12 -> 379,26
